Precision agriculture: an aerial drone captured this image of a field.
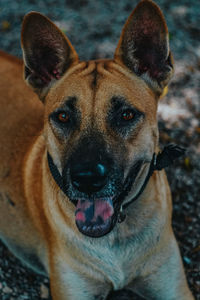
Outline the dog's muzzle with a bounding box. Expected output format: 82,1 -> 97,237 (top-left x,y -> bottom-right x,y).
47,144 -> 185,238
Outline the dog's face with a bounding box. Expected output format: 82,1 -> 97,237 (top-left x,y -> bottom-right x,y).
21,0 -> 173,237
44,61 -> 158,237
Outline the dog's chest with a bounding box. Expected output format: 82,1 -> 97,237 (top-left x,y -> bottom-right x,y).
85,237 -> 139,290
102,247 -> 134,289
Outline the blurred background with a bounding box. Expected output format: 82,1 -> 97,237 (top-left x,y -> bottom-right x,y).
0,0 -> 199,299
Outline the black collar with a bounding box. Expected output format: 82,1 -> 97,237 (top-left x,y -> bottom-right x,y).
47,144 -> 185,224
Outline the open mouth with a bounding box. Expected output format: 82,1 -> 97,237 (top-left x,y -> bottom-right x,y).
73,161 -> 145,238
75,197 -> 115,238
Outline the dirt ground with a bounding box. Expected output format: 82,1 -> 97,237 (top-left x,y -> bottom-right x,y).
0,0 -> 199,299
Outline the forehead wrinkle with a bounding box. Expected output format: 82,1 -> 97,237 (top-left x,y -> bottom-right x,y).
89,62 -> 100,128
91,64 -> 111,132
76,61 -> 106,130
77,61 -> 96,76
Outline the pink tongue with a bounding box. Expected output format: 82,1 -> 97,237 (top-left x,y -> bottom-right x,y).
75,198 -> 114,225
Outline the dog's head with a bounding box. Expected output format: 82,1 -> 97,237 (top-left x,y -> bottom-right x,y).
21,0 -> 173,237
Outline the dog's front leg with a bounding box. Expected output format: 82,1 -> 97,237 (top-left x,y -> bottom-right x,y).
49,257 -> 109,300
130,237 -> 194,300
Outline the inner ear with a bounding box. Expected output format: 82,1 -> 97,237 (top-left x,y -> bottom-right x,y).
115,0 -> 174,97
21,12 -> 79,100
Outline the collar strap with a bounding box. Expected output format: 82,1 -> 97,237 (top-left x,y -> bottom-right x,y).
47,153 -> 68,195
117,144 -> 185,222
47,144 -> 185,222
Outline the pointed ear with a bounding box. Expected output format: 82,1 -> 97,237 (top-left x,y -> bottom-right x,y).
114,0 -> 174,97
21,12 -> 79,100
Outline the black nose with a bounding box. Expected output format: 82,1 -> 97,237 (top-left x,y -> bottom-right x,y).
70,162 -> 108,194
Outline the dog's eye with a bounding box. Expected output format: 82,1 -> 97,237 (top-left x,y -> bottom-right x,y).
107,99 -> 144,137
57,112 -> 70,123
122,110 -> 134,121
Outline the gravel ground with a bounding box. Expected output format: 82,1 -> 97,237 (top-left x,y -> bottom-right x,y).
0,0 -> 199,299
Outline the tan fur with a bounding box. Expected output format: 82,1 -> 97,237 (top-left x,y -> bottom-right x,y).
0,1 -> 194,299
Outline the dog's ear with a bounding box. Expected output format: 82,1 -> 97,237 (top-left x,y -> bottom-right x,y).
21,12 -> 79,100
114,0 -> 173,97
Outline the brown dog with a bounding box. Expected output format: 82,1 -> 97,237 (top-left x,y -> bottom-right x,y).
0,0 -> 194,299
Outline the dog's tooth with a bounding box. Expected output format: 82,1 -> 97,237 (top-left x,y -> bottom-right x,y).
87,226 -> 92,232
92,225 -> 97,231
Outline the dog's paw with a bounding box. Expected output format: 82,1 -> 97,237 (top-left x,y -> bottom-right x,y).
106,289 -> 145,300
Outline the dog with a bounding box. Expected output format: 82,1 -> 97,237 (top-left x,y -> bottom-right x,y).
0,0 -> 194,299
